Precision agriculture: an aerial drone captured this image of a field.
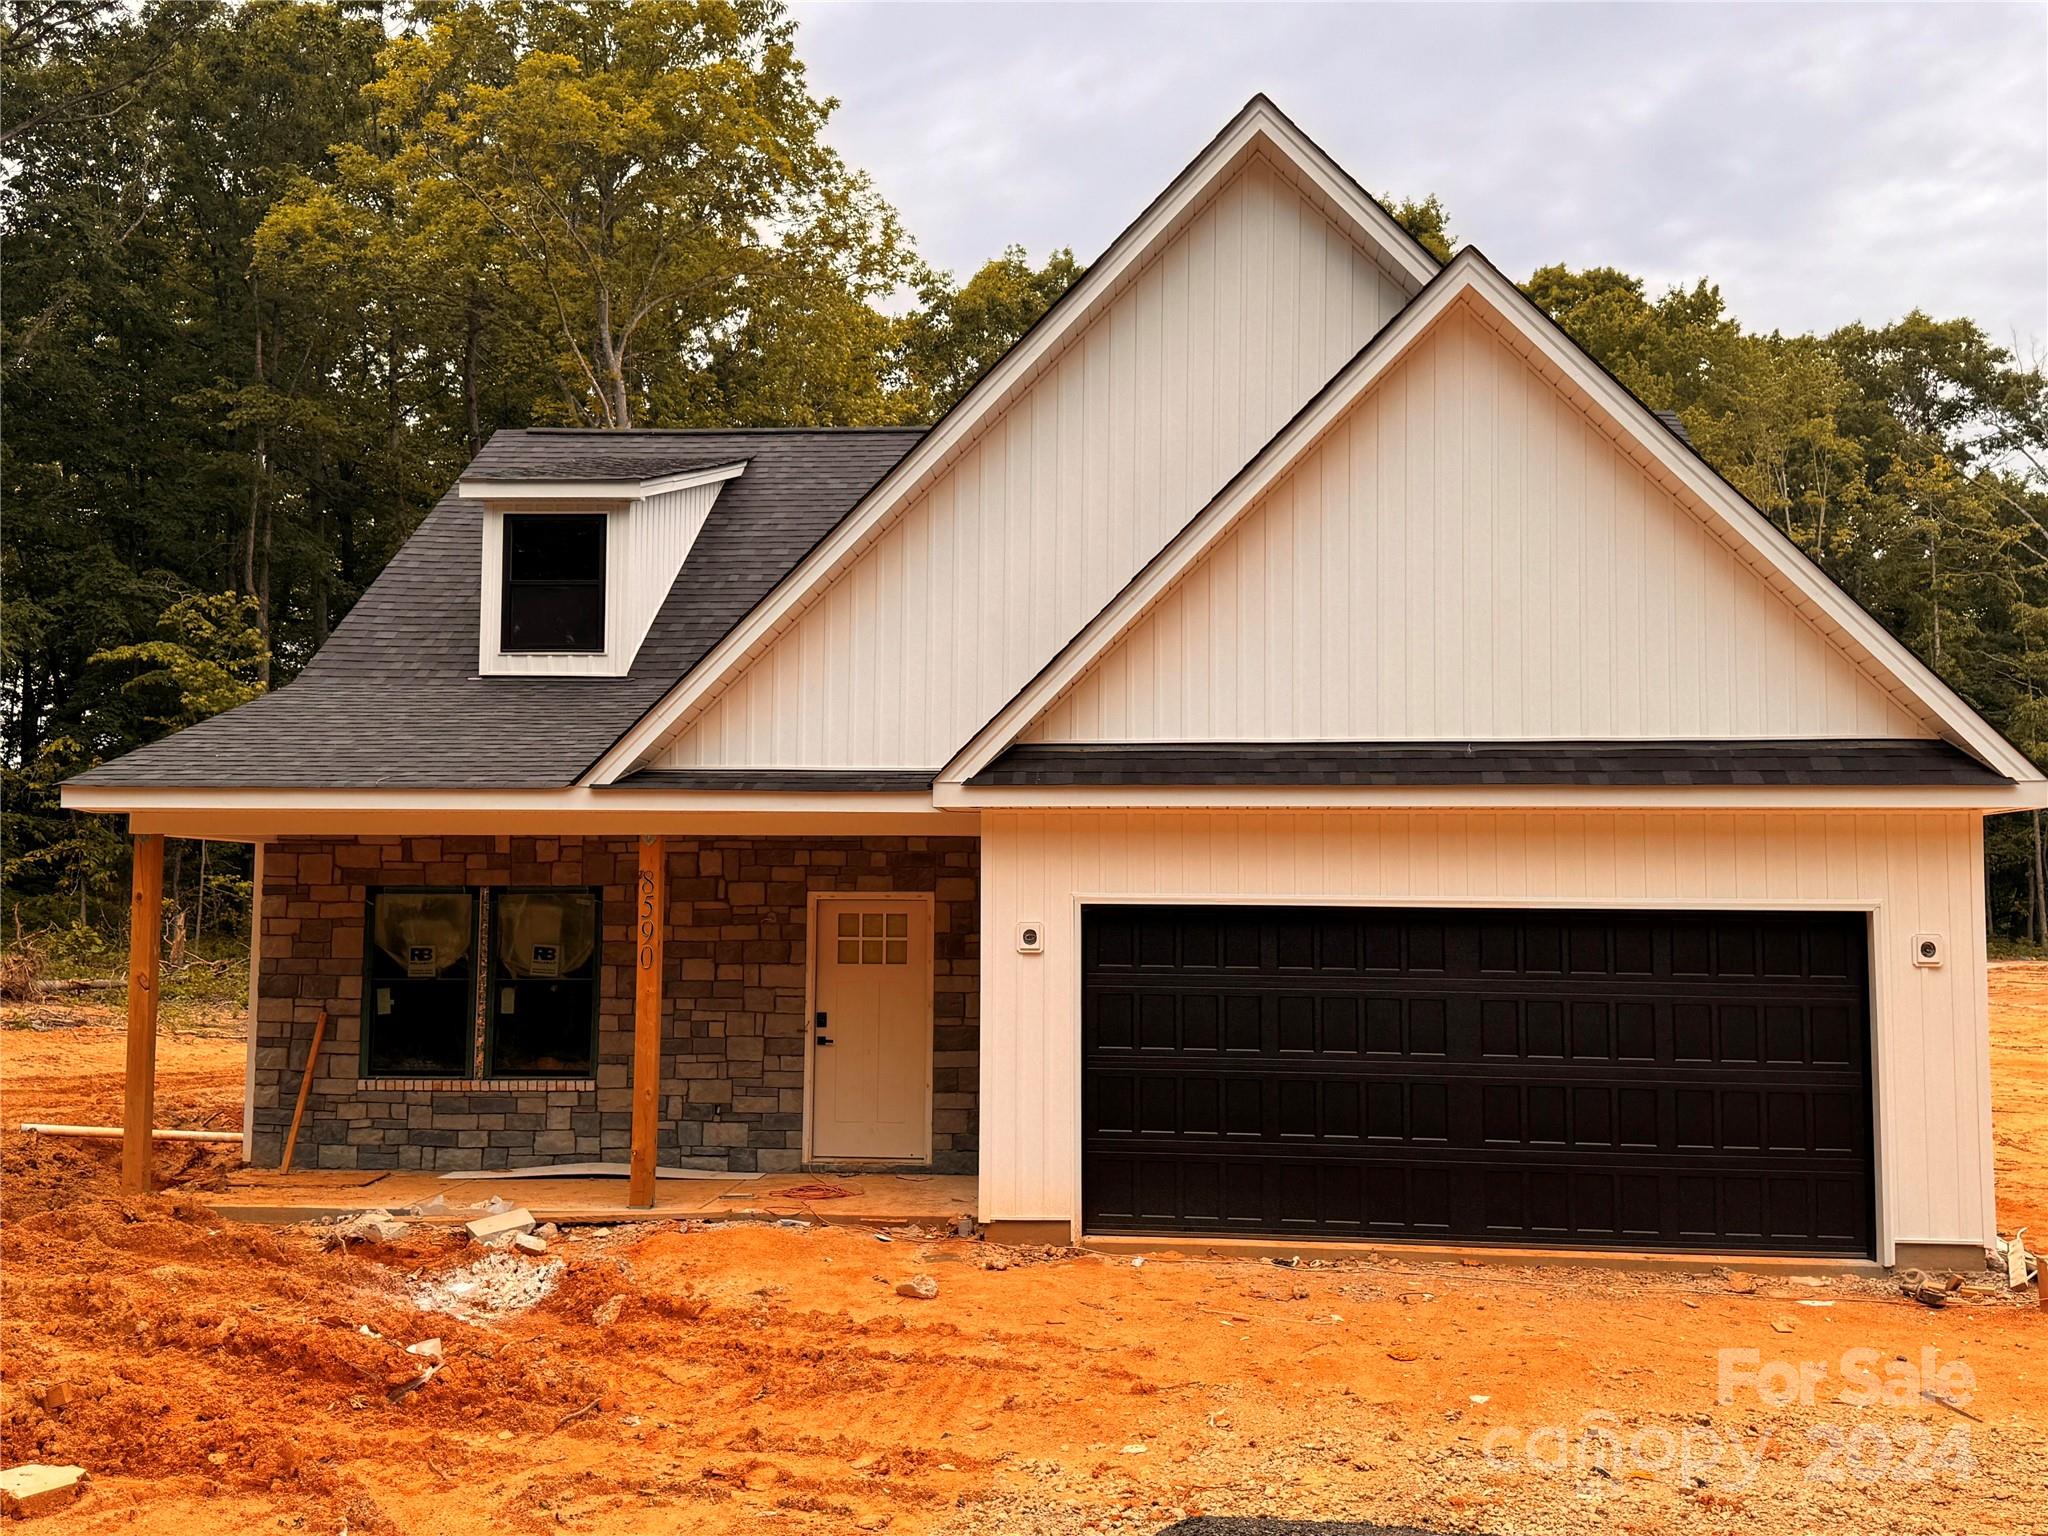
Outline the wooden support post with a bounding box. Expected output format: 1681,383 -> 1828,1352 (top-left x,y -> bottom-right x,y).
629,834 -> 666,1208
122,832 -> 164,1196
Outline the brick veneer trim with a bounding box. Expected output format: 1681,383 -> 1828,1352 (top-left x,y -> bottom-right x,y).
251,834 -> 979,1174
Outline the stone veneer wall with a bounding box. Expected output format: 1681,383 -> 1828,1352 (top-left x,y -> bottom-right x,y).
251,835 -> 978,1173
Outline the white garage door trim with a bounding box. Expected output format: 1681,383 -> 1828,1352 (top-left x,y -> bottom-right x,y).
1059,891 -> 1894,1261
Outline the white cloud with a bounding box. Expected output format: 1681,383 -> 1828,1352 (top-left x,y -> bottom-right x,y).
791,0 -> 2047,353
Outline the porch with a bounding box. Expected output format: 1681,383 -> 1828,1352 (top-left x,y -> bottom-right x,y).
204,1166 -> 978,1228
110,826 -> 981,1210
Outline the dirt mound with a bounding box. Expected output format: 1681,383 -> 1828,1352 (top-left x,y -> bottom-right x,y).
1,1127 -> 237,1222
2,1184 -> 611,1510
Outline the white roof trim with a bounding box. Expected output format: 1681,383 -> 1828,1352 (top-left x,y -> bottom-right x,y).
581,95 -> 1439,786
456,460 -> 746,502
939,250 -> 2043,787
59,781 -> 2046,823
931,782 -> 2048,813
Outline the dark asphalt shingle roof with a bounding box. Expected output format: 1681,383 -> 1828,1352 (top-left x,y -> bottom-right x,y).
969,740 -> 2004,788
456,436 -> 754,483
72,428 -> 923,789
611,769 -> 936,793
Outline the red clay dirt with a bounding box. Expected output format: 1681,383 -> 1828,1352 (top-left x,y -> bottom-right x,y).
2,967 -> 2045,1534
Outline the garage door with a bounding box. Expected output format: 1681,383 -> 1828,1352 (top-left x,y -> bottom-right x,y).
1082,906 -> 1873,1255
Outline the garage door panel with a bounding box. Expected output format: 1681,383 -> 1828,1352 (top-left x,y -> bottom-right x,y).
1083,905 -> 1874,1256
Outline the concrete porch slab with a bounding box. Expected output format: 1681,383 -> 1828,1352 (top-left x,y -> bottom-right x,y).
206,1168 -> 977,1228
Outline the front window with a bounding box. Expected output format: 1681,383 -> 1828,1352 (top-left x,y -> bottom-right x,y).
364,890 -> 476,1076
489,890 -> 600,1076
502,514 -> 606,652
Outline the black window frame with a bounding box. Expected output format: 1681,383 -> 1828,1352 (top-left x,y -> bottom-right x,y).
484,886 -> 603,1080
360,886 -> 480,1080
500,512 -> 608,654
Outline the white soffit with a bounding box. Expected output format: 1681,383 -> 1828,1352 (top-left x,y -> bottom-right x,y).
939,251 -> 2043,787
456,461 -> 747,503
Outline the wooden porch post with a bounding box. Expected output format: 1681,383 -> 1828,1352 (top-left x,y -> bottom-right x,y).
122,832 -> 164,1195
629,835 -> 666,1208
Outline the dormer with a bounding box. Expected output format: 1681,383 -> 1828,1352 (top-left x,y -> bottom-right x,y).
457,460 -> 746,677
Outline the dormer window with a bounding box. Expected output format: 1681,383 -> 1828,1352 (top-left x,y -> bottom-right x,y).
459,458 -> 746,677
502,514 -> 606,653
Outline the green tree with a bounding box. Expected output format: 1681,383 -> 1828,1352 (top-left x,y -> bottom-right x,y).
901,245 -> 1082,417
90,591 -> 270,734
316,0 -> 915,429
1382,191 -> 1454,263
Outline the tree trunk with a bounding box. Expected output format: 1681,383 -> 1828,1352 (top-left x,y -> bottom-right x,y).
2035,810 -> 2047,946
310,442 -> 330,648
463,297 -> 483,456
196,839 -> 209,942
591,279 -> 629,428
1928,539 -> 1941,668
245,293 -> 272,683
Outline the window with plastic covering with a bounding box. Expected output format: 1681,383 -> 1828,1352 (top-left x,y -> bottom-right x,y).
363,890 -> 478,1076
488,889 -> 600,1076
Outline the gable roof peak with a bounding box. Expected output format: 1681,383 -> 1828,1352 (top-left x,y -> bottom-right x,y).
937,239 -> 2043,788
582,96 -> 1442,783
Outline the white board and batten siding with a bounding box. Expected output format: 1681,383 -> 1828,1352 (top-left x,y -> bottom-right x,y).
978,808 -> 1993,1261
478,479 -> 725,678
1026,302 -> 1932,745
652,153 -> 1414,769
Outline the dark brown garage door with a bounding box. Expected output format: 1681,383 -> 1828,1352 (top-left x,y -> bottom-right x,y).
1082,905 -> 1873,1255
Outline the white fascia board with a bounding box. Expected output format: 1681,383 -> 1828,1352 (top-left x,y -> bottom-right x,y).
938,251 -> 2043,787
455,461 -> 746,502
931,781 -> 2048,813
60,783 -> 966,840
580,97 -> 1436,788
61,783 -> 940,816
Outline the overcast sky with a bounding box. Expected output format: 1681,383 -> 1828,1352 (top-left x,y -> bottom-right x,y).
790,1 -> 2047,355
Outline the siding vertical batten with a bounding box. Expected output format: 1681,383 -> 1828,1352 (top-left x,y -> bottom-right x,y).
654,156 -> 1409,770
979,809 -> 1989,1259
1023,305 -> 1932,746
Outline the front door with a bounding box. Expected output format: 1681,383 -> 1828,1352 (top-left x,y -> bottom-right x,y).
810,896 -> 931,1161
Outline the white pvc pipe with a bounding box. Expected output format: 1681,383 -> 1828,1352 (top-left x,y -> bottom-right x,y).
21,1123 -> 244,1143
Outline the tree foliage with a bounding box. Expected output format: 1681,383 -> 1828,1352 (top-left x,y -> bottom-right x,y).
4,7 -> 2044,942
900,244 -> 1084,417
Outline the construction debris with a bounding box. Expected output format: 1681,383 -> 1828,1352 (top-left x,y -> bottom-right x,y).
409,1252 -> 563,1321
591,1294 -> 627,1328
0,1464 -> 86,1519
1900,1269 -> 1967,1309
896,1275 -> 939,1300
512,1232 -> 548,1255
387,1364 -> 439,1403
1996,1229 -> 2036,1289
465,1206 -> 537,1245
323,1209 -> 411,1246
403,1194 -> 450,1218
